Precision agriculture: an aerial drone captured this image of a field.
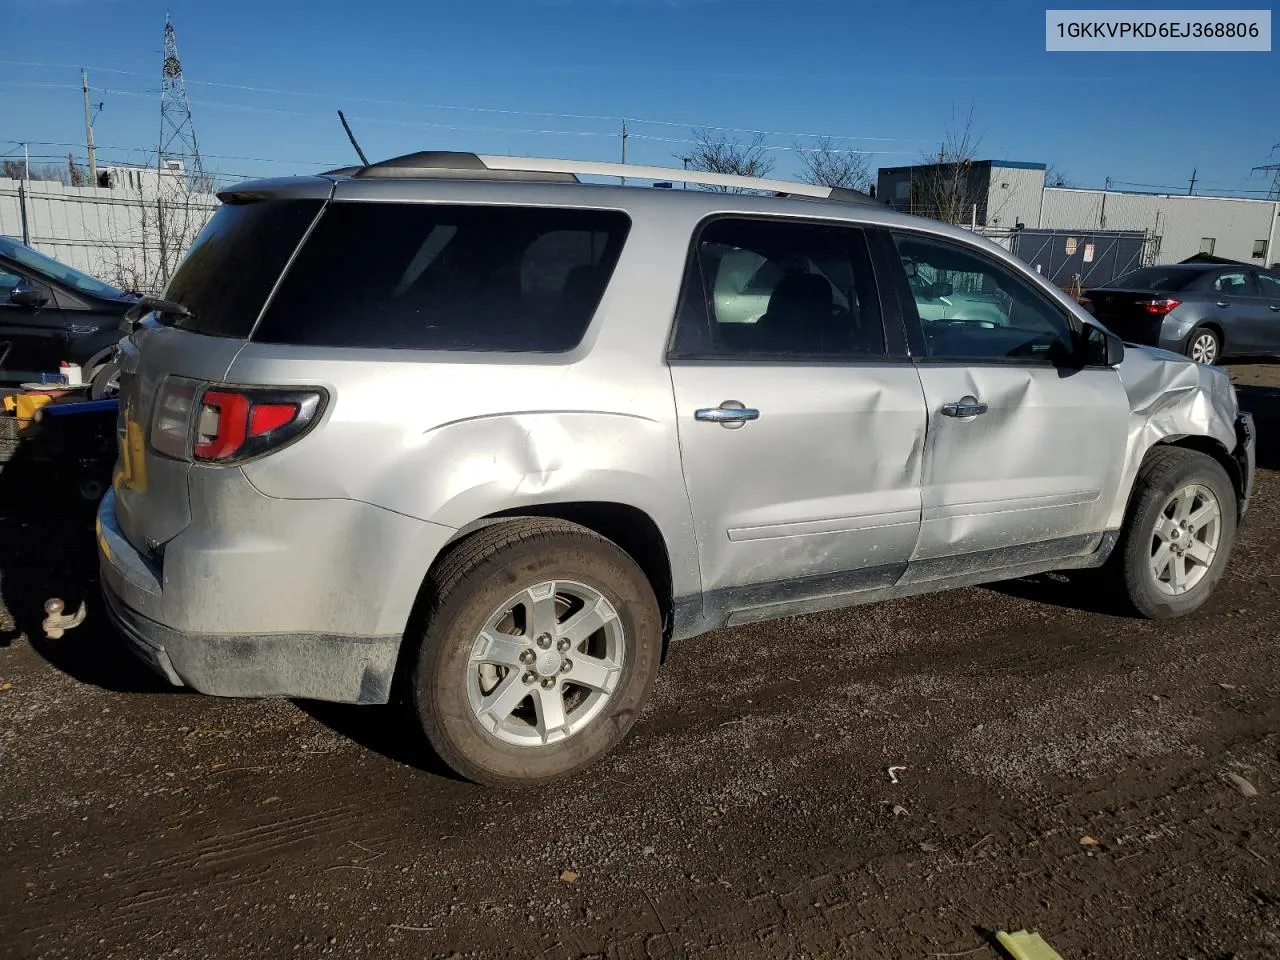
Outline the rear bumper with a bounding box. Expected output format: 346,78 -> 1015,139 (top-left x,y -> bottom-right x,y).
97,485 -> 452,704
102,582 -> 399,704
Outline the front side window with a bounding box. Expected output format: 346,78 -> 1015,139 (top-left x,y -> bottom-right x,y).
254,203 -> 630,352
893,231 -> 1073,362
669,217 -> 885,359
1257,272 -> 1280,299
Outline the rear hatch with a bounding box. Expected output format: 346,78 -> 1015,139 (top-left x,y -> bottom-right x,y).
111,184 -> 327,556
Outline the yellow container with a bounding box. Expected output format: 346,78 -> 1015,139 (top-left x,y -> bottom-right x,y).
2,391 -> 59,428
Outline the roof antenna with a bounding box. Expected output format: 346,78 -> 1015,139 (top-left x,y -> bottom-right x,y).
337,110 -> 369,166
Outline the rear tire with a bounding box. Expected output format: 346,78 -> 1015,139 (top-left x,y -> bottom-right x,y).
410,519 -> 662,787
1185,327 -> 1221,365
1113,447 -> 1236,619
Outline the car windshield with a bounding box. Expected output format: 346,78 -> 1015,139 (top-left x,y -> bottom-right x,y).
0,235 -> 126,300
1108,267 -> 1204,292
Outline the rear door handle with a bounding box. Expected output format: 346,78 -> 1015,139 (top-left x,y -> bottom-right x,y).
941,397 -> 988,419
1270,304 -> 1280,312
1216,300 -> 1230,308
695,400 -> 759,429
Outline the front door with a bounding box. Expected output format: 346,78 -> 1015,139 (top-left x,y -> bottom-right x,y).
668,215 -> 927,613
1230,270 -> 1280,354
887,230 -> 1129,567
0,263 -> 63,378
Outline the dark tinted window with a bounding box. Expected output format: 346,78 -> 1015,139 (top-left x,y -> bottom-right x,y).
670,217 -> 885,359
253,203 -> 630,351
894,232 -> 1073,362
1108,266 -> 1204,292
164,199 -> 322,338
1258,272 -> 1280,299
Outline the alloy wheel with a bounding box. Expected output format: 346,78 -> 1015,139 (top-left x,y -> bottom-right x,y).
1149,483 -> 1222,596
466,580 -> 625,746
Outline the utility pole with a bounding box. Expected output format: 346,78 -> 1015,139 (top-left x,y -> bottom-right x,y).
82,68 -> 97,187
1187,167 -> 1197,195
620,119 -> 628,186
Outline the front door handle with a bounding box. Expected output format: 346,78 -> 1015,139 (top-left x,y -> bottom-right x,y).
1216,300 -> 1230,308
1270,304 -> 1280,312
695,400 -> 759,429
941,396 -> 988,419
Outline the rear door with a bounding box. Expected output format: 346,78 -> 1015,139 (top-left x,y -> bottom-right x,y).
888,229 -> 1128,569
1255,271 -> 1280,354
110,193 -> 325,555
1209,269 -> 1270,354
668,215 -> 927,611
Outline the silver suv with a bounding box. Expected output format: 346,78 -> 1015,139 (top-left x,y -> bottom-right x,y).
98,152 -> 1256,786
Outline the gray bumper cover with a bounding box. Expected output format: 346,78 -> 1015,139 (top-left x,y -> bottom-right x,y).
102,585 -> 400,705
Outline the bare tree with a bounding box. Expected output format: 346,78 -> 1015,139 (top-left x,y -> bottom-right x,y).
794,137 -> 872,193
66,154 -> 87,187
910,109 -> 983,225
684,129 -> 774,191
1045,163 -> 1073,188
93,170 -> 217,295
2,159 -> 72,182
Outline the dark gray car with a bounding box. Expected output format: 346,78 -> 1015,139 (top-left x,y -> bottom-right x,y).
1085,264 -> 1280,364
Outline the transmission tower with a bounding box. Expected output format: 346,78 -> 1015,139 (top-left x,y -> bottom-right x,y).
155,13 -> 206,284
1255,143 -> 1280,200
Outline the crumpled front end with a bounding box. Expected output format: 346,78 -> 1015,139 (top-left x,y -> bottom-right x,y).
1109,344 -> 1255,529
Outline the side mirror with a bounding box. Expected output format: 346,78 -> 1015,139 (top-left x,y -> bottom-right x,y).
1082,324 -> 1124,366
10,281 -> 49,309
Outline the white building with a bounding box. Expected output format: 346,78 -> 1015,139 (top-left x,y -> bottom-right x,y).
878,160 -> 1280,268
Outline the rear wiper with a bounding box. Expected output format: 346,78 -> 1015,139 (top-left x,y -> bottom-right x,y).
122,295 -> 193,331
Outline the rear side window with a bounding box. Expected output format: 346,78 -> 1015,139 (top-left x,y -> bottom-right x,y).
164,199 -> 323,338
253,203 -> 630,352
669,216 -> 886,359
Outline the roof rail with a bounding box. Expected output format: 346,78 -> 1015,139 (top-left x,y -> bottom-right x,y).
339,151 -> 878,204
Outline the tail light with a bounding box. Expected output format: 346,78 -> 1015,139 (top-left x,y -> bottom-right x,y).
1136,298 -> 1181,315
150,377 -> 325,464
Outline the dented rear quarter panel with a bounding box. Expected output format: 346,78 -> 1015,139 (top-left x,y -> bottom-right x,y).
230,195 -> 705,614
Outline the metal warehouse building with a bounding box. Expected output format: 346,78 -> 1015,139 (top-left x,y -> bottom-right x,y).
878,160 -> 1280,286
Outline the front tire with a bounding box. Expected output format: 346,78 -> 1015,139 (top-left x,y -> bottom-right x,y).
1114,447 -> 1236,619
1186,327 -> 1221,365
411,519 -> 662,787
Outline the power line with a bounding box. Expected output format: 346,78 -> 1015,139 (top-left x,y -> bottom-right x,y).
0,62 -> 931,144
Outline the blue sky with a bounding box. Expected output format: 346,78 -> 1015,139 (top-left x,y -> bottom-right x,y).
1,0 -> 1276,196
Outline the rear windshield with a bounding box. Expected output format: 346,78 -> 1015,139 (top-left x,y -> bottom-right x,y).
1107,267 -> 1203,292
163,199 -> 323,338
252,202 -> 631,352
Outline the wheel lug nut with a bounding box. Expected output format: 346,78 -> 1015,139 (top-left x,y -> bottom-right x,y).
560,658 -> 573,674
556,637 -> 570,652
519,649 -> 536,665
540,677 -> 556,689
522,671 -> 537,684
536,633 -> 552,649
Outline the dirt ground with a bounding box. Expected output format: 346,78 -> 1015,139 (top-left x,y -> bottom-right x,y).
2,363 -> 1280,960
